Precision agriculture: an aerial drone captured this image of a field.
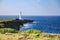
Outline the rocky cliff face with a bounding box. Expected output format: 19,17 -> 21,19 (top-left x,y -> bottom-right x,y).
0,19 -> 33,30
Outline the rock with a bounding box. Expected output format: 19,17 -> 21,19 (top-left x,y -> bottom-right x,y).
0,19 -> 33,30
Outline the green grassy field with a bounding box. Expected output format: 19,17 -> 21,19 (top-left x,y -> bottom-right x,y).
0,28 -> 60,40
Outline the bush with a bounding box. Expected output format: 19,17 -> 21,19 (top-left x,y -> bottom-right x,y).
48,35 -> 55,39
24,29 -> 41,34
0,28 -> 18,34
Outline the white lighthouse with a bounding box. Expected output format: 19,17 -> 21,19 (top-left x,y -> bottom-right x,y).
19,11 -> 22,19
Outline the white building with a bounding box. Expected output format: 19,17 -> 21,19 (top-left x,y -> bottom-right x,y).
19,11 -> 22,19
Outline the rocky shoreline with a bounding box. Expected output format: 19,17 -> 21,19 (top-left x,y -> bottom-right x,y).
0,19 -> 33,30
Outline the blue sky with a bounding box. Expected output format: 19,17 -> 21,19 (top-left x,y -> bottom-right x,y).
0,0 -> 60,16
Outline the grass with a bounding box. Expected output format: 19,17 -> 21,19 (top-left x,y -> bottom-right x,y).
0,28 -> 60,40
0,18 -> 15,22
23,29 -> 41,34
0,28 -> 18,34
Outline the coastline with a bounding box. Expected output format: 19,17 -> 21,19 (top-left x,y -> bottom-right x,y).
0,17 -> 60,40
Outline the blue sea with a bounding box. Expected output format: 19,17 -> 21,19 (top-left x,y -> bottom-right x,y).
0,16 -> 60,34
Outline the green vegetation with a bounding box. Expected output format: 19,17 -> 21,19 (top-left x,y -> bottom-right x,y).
0,28 -> 59,40
48,34 -> 55,38
24,29 -> 41,34
0,18 -> 15,22
0,19 -> 15,27
0,28 -> 18,34
0,24 -> 4,26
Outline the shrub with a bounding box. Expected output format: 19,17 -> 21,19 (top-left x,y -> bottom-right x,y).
0,28 -> 18,34
48,34 -> 55,39
24,29 -> 41,34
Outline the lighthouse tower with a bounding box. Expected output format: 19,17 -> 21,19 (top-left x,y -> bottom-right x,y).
19,11 -> 22,19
